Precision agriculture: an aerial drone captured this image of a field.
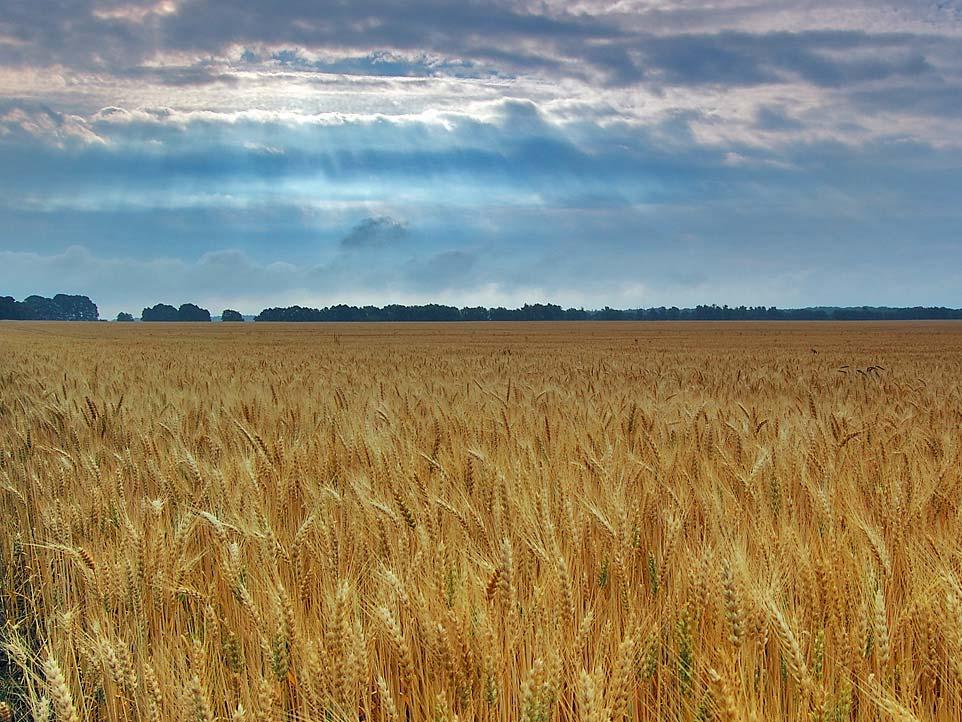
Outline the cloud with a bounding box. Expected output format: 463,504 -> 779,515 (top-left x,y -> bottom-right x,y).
1,1 -> 958,94
754,105 -> 804,132
633,31 -> 936,89
267,49 -> 499,80
0,104 -> 106,146
340,216 -> 410,249
849,82 -> 962,118
406,250 -> 478,290
1,1 -> 962,309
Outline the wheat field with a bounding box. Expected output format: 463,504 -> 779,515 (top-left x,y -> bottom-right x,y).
2,321 -> 962,722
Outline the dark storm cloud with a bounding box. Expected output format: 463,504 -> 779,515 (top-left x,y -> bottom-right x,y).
340,216 -> 409,249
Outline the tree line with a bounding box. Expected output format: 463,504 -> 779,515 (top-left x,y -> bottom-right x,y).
254,303 -> 962,322
0,294 -> 99,320
4,295 -> 962,322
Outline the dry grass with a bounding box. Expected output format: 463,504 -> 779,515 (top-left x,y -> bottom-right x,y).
2,320 -> 962,721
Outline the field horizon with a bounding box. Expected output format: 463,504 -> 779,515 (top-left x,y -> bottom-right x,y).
5,0 -> 962,718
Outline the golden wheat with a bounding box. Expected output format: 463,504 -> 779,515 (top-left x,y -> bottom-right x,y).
2,320 -> 962,721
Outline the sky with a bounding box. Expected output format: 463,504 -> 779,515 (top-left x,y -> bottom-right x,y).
1,1 -> 961,317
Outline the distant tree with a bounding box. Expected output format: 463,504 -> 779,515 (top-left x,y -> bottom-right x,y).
380,304 -> 408,321
20,295 -> 61,320
596,306 -> 626,321
221,309 -> 244,322
0,296 -> 20,320
256,305 -> 322,322
116,312 -> 134,322
519,303 -> 565,321
488,307 -> 516,321
52,294 -> 99,321
327,304 -> 366,322
418,304 -> 461,321
460,306 -> 489,321
178,303 -> 211,322
141,303 -> 179,321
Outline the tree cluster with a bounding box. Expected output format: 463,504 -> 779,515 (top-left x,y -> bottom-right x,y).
0,294 -> 99,321
141,303 -> 212,322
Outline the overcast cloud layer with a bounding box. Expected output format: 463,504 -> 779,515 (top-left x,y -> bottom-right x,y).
1,0 -> 961,316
